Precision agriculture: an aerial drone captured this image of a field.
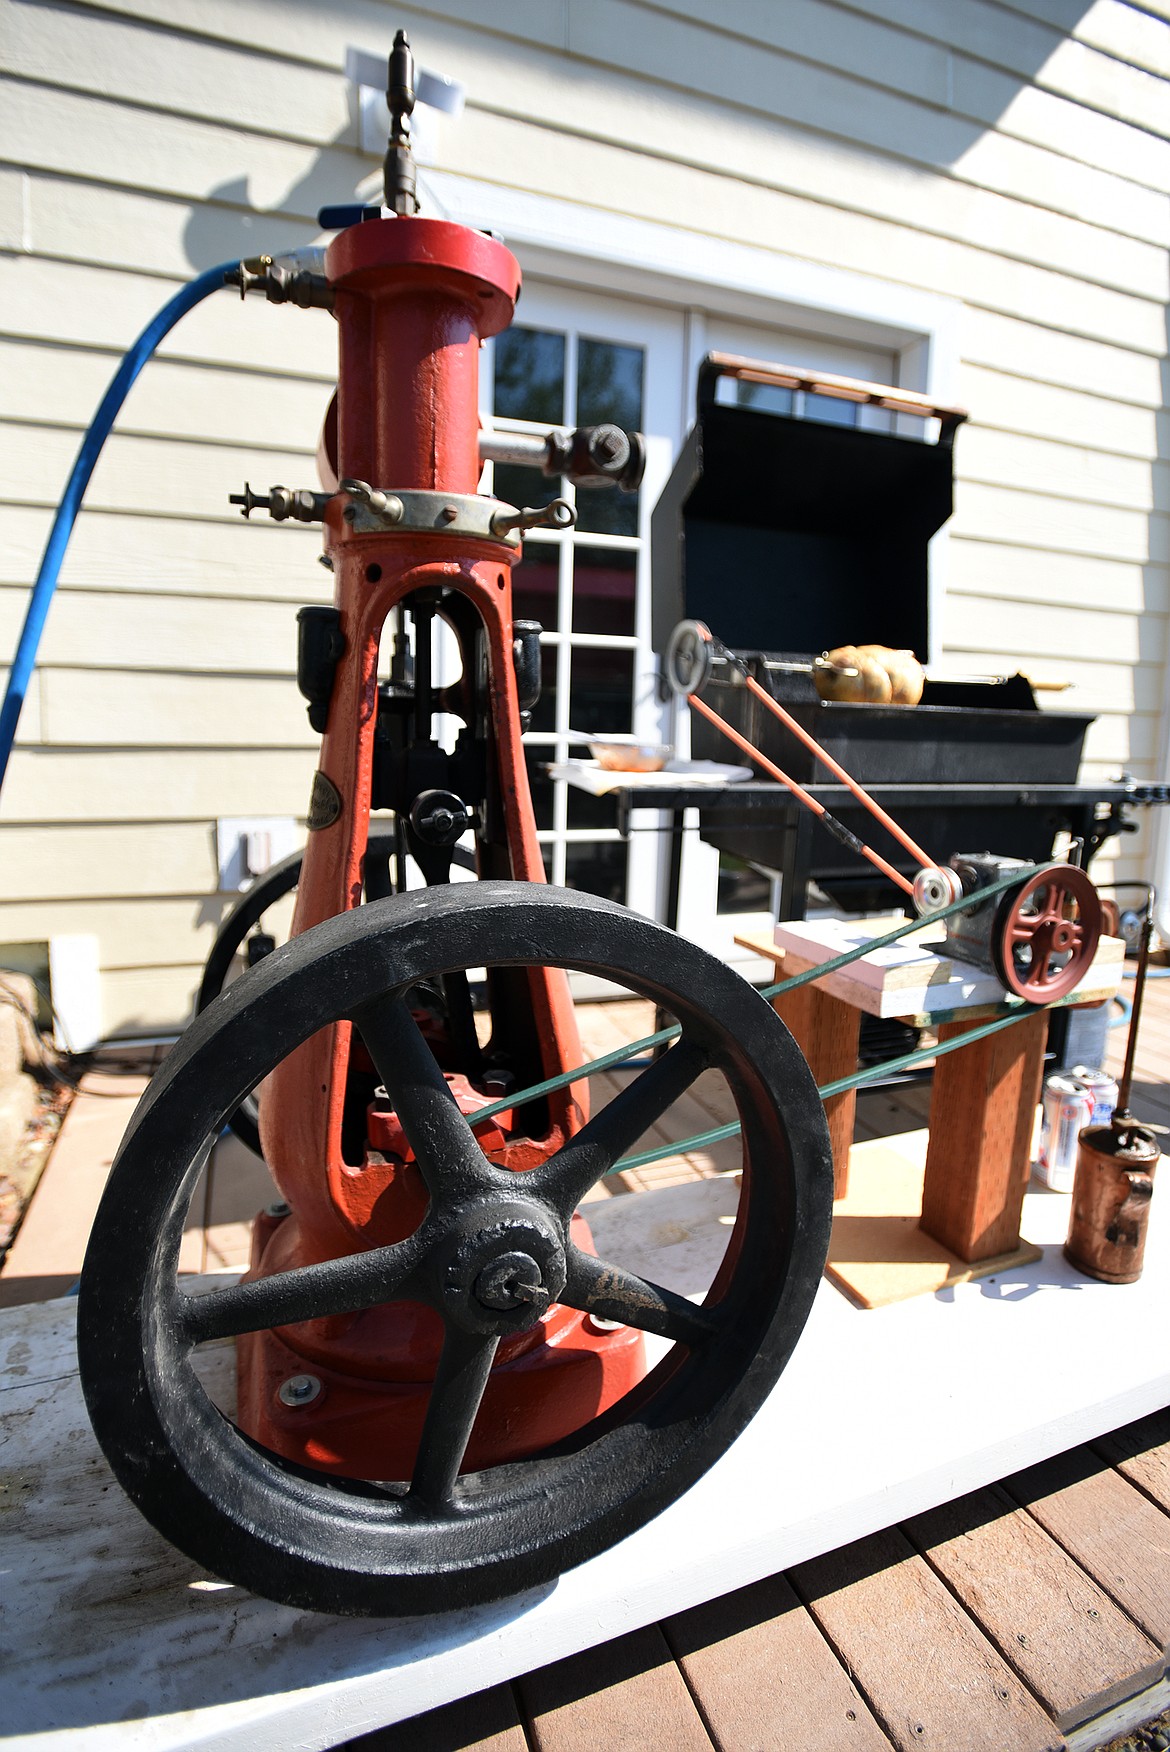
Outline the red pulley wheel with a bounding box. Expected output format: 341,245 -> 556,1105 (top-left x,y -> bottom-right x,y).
993,863 -> 1103,1004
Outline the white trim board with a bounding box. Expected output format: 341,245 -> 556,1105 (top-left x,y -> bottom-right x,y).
5,1171 -> 1168,1752
419,168 -> 964,401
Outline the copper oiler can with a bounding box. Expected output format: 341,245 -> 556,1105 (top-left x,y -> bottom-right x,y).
1064,1117 -> 1161,1284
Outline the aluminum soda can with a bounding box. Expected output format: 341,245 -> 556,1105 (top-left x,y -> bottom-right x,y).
1038,1075 -> 1093,1192
1069,1066 -> 1119,1128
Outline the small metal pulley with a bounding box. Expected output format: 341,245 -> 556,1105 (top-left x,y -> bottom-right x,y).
664,619 -> 714,697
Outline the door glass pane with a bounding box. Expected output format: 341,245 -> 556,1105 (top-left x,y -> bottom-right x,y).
493,463 -> 560,515
572,546 -> 636,637
577,337 -> 642,429
566,840 -> 628,904
494,327 -> 565,423
525,752 -> 555,830
717,854 -> 773,914
575,337 -> 643,536
527,645 -> 557,735
566,786 -> 618,830
569,647 -> 634,735
575,481 -> 639,537
734,380 -> 794,417
512,547 -> 559,631
804,392 -> 858,427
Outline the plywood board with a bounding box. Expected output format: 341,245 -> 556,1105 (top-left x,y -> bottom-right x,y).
341,1685 -> 528,1752
825,1132 -> 1040,1308
5,1165 -> 1169,1751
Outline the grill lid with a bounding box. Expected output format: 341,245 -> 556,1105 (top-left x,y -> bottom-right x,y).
651,354 -> 967,658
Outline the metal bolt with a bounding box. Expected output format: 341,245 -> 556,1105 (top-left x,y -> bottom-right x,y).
265,1201 -> 291,1219
474,1252 -> 547,1311
585,1313 -> 624,1335
439,503 -> 459,523
590,425 -> 624,462
278,1373 -> 322,1408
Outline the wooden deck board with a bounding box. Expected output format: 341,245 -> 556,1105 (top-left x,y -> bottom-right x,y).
517,1624 -> 714,1752
905,1485 -> 1164,1729
665,1572 -> 894,1750
1093,1410 -> 1170,1515
1003,1449 -> 1170,1655
792,1525 -> 1064,1752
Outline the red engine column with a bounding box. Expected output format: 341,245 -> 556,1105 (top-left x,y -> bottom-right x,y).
329,217 -> 517,492
241,212 -> 636,1475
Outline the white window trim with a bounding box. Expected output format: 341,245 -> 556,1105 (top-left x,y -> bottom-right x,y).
422,167 -> 963,667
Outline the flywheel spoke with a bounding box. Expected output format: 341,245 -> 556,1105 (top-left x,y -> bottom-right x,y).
355,992 -> 487,1193
531,1036 -> 710,1213
408,1326 -> 500,1508
178,1232 -> 428,1343
561,1247 -> 720,1348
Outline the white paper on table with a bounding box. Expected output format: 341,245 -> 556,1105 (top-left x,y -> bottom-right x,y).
546,759 -> 755,795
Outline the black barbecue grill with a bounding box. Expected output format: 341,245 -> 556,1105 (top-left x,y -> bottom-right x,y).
650,354 -> 1128,918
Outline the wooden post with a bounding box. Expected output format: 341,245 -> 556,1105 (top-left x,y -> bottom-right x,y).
920,1010 -> 1049,1262
772,976 -> 860,1200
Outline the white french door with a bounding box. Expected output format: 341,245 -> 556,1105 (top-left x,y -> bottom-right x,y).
479,284 -> 903,966
480,283 -> 685,920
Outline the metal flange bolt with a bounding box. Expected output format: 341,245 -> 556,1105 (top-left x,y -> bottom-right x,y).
278,1374 -> 322,1408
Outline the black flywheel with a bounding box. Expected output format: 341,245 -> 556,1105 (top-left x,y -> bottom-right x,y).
78,883 -> 832,1617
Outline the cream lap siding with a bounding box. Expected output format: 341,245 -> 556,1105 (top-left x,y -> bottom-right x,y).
0,0 -> 1166,1030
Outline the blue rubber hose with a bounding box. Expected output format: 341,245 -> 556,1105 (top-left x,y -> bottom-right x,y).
0,261 -> 238,794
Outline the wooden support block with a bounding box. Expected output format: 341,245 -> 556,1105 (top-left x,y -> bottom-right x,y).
906,1485 -> 1164,1731
771,978 -> 860,1199
920,1009 -> 1048,1262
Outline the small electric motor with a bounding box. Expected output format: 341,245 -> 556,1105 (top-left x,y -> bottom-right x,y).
943,851 -> 1103,1003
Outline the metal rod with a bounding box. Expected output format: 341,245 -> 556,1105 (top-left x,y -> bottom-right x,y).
478,431 -> 553,468
1117,903 -> 1155,1115
738,671 -> 937,872
688,691 -> 916,896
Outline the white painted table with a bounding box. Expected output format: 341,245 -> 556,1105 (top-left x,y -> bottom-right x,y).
3,1175 -> 1167,1752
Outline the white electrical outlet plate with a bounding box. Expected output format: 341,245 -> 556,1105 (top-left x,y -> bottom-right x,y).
216,818 -> 300,893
